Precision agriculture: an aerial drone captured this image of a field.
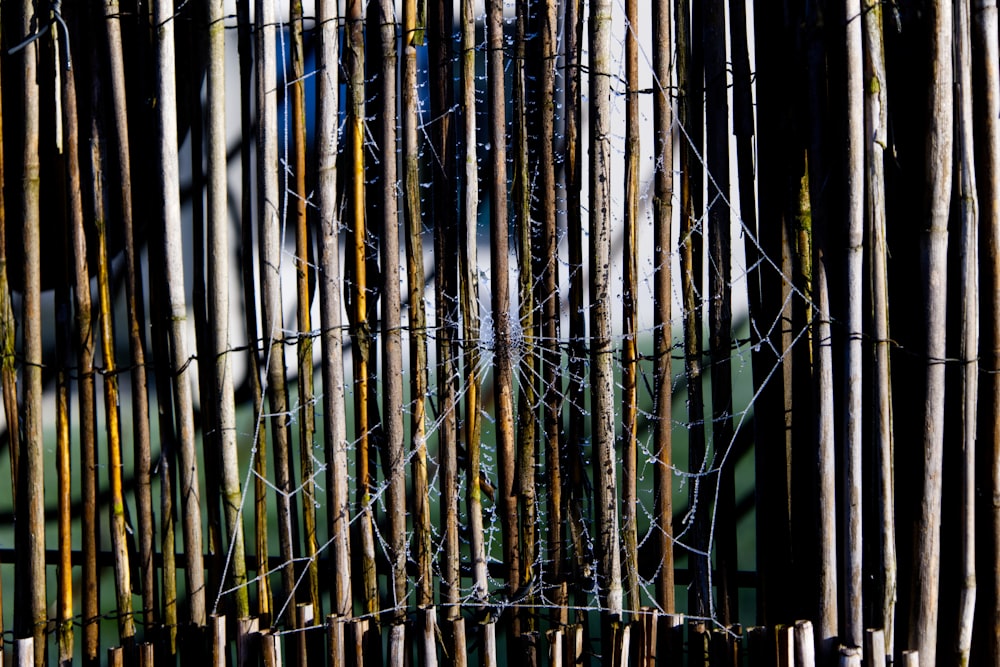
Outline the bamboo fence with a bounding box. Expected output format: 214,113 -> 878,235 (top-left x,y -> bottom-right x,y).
0,0 -> 998,665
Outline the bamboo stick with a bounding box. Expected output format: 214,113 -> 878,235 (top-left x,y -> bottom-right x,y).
210,615 -> 226,667
843,0 -> 865,648
55,193 -> 72,667
864,629 -> 886,667
548,629 -> 563,667
955,0 -> 979,660
328,616 -> 345,667
206,0 -> 249,620
652,0 -> 674,616
862,0 -> 895,654
775,625 -> 793,667
901,650 -> 919,667
973,0 -> 1000,662
90,77 -> 138,645
402,0 -> 433,610
108,647 -> 124,667
235,0 -> 272,623
838,646 -> 861,667
256,0 -> 299,629
316,0 -> 352,618
621,0 -> 640,614
289,0 -> 320,620
155,0 -> 206,626
345,0 -> 379,618
908,2 -> 953,665
375,0 -> 406,643
239,617 -> 260,667
794,620 -> 815,667
15,638 -> 33,667
16,0 -> 45,657
590,0 -> 623,619
487,0 -> 519,619
450,618 -> 468,667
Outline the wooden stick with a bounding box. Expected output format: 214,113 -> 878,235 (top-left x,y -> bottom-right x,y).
210,615 -> 226,667
864,629 -> 886,667
794,621 -> 815,667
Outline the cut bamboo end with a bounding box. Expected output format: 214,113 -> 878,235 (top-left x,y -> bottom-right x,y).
210,614 -> 226,667
901,650 -> 919,667
838,645 -> 862,667
327,615 -> 345,667
15,638 -> 33,667
794,620 -> 815,667
864,628 -> 887,667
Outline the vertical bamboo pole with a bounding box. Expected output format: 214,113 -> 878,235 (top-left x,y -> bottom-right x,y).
704,0 -> 736,625
376,0 -> 407,652
429,0 -> 461,623
973,0 -> 1000,662
155,0 -> 207,626
256,0 -> 298,629
955,0 -> 978,659
513,0 -> 537,639
345,0 -> 379,618
236,0 -> 272,622
0,30 -> 14,653
56,195 -> 72,667
460,0 -> 488,608
207,0 -> 250,620
843,0 -> 864,648
487,0 -> 519,615
289,0 -> 320,619
16,0 -> 46,658
590,0 -> 623,620
535,0 -> 564,624
103,0 -> 156,629
908,2 -> 952,664
622,0 -> 641,614
652,0 -> 674,615
90,78 -> 139,648
402,0 -> 433,610
862,0 -> 894,653
676,0 -> 708,619
316,0 -> 352,618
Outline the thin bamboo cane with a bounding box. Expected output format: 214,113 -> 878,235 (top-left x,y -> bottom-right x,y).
652,0 -> 674,615
345,0 -> 379,617
460,0 -> 488,607
402,0 -> 432,610
235,0 -> 272,622
17,0 -> 45,658
513,0 -> 537,640
429,0 -> 460,620
955,0 -> 979,659
56,199 -> 72,667
973,0 -> 1000,663
155,0 -> 207,626
256,0 -> 298,629
908,2 -> 953,665
376,0 -> 406,643
207,0 -> 249,621
103,0 -> 156,629
89,75 -> 138,646
530,0 -> 564,624
487,0 -> 519,618
316,0 -> 352,618
862,0 -> 895,653
289,0 -> 320,619
622,0 -> 640,614
590,0 -> 623,619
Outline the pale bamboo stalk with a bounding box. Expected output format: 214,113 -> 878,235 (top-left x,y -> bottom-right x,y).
794,620 -> 815,667
206,0 -> 249,620
973,0 -> 1000,662
862,0 -> 895,654
375,0 -> 405,641
289,0 -> 320,619
56,229 -> 72,667
429,0 -> 460,619
15,639 -> 32,667
316,0 -> 352,618
704,0 -> 736,625
235,0 -> 272,622
345,0 -> 379,617
653,0 -> 675,618
460,0 -> 488,606
487,0 -> 519,614
590,0 -> 623,618
402,0 -> 432,609
17,0 -> 45,657
89,75 -> 138,645
534,0 -> 564,622
155,0 -> 206,625
256,0 -> 298,628
864,629 -> 886,667
328,615 -> 345,667
513,0 -> 536,634
900,650 -> 919,667
103,0 -> 156,628
908,2 -> 953,664
955,0 -> 978,659
839,646 -> 862,667
843,0 -> 864,648
622,0 -> 640,614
